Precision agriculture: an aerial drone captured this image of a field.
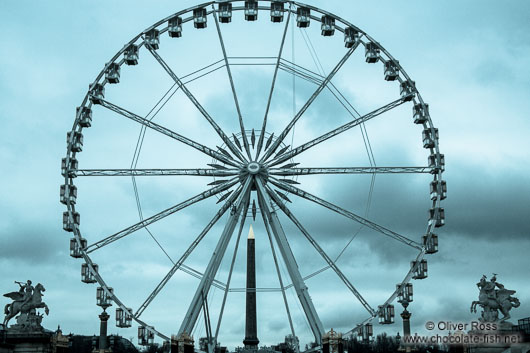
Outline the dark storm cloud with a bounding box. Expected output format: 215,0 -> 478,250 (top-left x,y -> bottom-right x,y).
264,154 -> 530,269
0,219 -> 63,265
293,160 -> 530,242
442,165 -> 530,239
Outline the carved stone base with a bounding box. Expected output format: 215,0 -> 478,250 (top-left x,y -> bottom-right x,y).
8,314 -> 44,333
467,324 -> 526,353
0,331 -> 53,353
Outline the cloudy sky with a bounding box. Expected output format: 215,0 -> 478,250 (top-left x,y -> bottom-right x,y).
1,0 -> 529,350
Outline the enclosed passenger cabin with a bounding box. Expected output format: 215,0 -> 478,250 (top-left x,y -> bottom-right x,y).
270,1 -> 284,22
67,131 -> 83,153
344,27 -> 359,48
357,323 -> 373,343
400,80 -> 415,101
63,212 -> 80,232
429,207 -> 445,228
397,283 -> 413,304
138,326 -> 154,346
218,2 -> 232,23
81,263 -> 98,283
77,106 -> 92,128
411,259 -> 428,279
428,153 -> 445,173
296,7 -> 310,28
423,234 -> 438,254
69,237 -> 86,258
364,42 -> 380,63
124,44 -> 139,65
168,16 -> 183,37
194,8 -> 207,28
384,60 -> 399,81
413,103 -> 429,124
105,62 -> 120,84
96,286 -> 114,308
321,15 -> 335,36
245,0 -> 258,21
116,307 -> 133,328
422,128 -> 438,148
145,28 -> 160,49
430,180 -> 447,200
60,184 -> 77,205
89,83 -> 105,104
61,157 -> 78,178
378,305 -> 395,324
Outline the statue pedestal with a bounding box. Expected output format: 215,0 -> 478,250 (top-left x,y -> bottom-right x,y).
466,322 -> 526,353
0,327 -> 69,353
0,330 -> 53,353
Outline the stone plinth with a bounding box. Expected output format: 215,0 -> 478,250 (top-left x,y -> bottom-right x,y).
0,330 -> 53,353
466,322 -> 525,353
0,328 -> 69,353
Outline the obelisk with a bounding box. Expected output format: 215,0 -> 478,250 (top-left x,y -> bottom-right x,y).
243,225 -> 259,350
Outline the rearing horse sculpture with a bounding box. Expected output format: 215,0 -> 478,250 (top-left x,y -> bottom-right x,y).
470,275 -> 520,322
3,283 -> 49,327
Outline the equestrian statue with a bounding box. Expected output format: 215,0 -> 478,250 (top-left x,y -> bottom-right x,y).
470,274 -> 520,323
2,280 -> 49,331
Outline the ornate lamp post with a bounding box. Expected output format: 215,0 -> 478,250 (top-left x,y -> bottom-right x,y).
95,287 -> 113,353
397,283 -> 413,352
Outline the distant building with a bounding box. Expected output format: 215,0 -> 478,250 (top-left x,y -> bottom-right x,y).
69,334 -> 138,353
514,317 -> 530,341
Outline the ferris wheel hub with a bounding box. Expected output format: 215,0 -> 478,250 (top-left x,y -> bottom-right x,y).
246,162 -> 261,175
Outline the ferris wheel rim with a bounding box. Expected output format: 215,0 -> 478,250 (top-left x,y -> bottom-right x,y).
62,0 -> 445,344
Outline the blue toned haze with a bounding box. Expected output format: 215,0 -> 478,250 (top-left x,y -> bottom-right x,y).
1,0 -> 529,350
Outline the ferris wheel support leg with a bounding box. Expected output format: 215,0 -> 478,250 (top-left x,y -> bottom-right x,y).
255,178 -> 325,346
258,196 -> 298,353
178,178 -> 252,337
264,183 -> 376,317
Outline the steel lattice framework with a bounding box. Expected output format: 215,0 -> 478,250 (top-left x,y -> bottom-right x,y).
62,0 -> 445,349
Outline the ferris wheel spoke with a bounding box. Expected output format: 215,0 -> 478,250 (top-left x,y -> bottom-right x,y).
85,178 -> 239,254
255,177 -> 325,344
279,57 -> 387,147
264,183 -> 376,316
96,98 -> 241,168
76,168 -> 240,177
269,166 -> 431,176
134,183 -> 245,319
179,178 -> 252,336
267,95 -> 412,167
213,190 -> 251,344
255,4 -> 292,160
212,6 -> 252,161
269,177 -> 422,250
146,46 -> 247,163
259,42 -> 360,164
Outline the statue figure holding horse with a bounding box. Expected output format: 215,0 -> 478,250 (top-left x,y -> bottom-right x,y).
470,274 -> 520,323
3,280 -> 49,330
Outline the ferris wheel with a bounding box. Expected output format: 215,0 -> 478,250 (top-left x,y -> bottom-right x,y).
61,0 -> 445,348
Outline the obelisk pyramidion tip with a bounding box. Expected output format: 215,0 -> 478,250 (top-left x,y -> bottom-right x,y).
248,224 -> 255,240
